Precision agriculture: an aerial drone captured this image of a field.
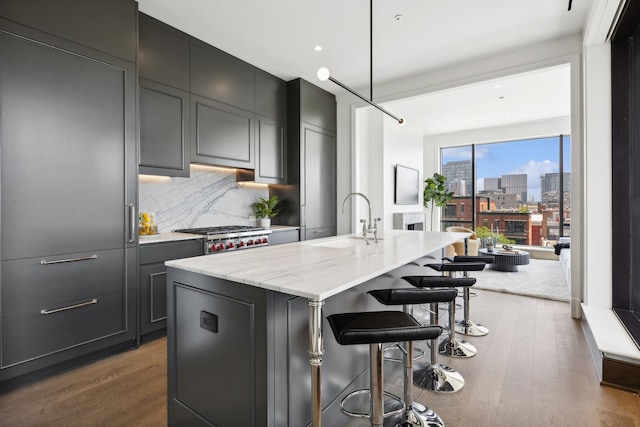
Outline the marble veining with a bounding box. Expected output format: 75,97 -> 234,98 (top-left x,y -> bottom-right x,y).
139,165 -> 268,232
166,230 -> 470,300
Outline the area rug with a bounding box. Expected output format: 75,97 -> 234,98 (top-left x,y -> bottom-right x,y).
471,258 -> 570,302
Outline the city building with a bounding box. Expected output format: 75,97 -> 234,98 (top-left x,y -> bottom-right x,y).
442,160 -> 472,196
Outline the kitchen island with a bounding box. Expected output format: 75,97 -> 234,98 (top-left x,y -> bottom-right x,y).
165,230 -> 469,427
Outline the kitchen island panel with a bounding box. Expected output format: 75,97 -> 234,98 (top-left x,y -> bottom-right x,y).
166,230 -> 469,426
167,266 -> 411,426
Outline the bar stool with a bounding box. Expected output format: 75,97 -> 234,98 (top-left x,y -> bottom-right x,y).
446,255 -> 494,336
368,287 -> 464,394
327,310 -> 444,427
402,276 -> 478,358
429,258 -> 491,336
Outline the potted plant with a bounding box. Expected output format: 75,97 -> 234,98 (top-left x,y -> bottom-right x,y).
253,195 -> 282,228
423,173 -> 454,231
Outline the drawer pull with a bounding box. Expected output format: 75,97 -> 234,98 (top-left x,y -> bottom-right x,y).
313,229 -> 328,234
40,254 -> 97,265
40,298 -> 98,315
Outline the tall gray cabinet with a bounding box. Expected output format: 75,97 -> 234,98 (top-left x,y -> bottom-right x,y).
0,0 -> 137,382
275,79 -> 336,240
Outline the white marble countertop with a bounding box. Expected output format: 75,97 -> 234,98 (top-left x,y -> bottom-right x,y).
166,230 -> 469,300
139,232 -> 204,245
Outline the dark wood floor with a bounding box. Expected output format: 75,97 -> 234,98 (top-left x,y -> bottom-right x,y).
0,289 -> 638,427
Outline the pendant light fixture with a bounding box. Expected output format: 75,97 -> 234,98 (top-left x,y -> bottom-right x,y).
317,0 -> 405,125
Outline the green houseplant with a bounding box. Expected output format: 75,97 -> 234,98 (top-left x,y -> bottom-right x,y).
253,195 -> 282,227
423,173 -> 454,231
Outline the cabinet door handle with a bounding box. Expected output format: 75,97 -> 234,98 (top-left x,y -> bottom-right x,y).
128,203 -> 136,243
40,298 -> 98,315
40,254 -> 97,265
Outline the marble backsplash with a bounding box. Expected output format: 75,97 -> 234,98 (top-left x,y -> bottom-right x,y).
139,165 -> 268,232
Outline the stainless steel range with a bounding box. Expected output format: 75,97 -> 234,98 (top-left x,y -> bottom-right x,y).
174,225 -> 272,254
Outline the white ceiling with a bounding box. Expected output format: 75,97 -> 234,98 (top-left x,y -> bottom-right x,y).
137,0 -> 592,135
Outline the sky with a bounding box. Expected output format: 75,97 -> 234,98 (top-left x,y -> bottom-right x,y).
441,136 -> 571,202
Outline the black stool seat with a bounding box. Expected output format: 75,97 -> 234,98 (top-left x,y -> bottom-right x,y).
328,311 -> 442,346
426,262 -> 486,272
368,288 -> 459,306
452,255 -> 494,264
403,276 -> 475,288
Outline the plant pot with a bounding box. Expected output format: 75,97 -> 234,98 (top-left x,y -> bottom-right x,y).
259,218 -> 271,228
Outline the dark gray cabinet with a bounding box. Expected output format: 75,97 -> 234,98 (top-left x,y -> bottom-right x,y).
0,5 -> 137,382
238,115 -> 286,184
190,43 -> 255,112
139,239 -> 202,337
138,15 -> 190,177
139,79 -> 190,177
269,228 -> 300,245
255,71 -> 287,121
0,0 -> 137,62
274,79 -> 336,240
138,13 -> 189,91
191,94 -> 255,169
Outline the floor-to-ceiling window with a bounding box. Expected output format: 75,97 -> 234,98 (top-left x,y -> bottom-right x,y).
440,135 -> 570,247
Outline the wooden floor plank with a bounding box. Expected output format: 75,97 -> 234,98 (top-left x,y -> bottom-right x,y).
0,290 -> 638,427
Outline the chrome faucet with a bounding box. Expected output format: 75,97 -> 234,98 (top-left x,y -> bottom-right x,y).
341,192 -> 380,244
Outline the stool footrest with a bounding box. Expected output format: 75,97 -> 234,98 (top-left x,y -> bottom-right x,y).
340,389 -> 405,419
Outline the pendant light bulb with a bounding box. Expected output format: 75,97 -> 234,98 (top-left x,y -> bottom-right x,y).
398,118 -> 406,126
317,67 -> 331,81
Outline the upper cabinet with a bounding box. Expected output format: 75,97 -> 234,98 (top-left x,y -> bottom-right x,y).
138,15 -> 190,177
139,79 -> 190,177
190,43 -> 255,112
138,14 -> 189,91
255,71 -> 287,121
189,43 -> 256,169
137,14 -> 286,174
0,0 -> 136,62
238,71 -> 287,184
191,94 -> 254,169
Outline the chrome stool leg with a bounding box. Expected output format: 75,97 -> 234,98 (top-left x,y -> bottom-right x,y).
455,286 -> 489,336
385,307 -> 444,427
439,297 -> 477,358
413,302 -> 465,392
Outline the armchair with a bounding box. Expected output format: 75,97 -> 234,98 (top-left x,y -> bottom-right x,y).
445,226 -> 479,257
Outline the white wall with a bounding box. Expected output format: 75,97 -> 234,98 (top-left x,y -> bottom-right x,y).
582,42 -> 612,309
382,113 -> 424,230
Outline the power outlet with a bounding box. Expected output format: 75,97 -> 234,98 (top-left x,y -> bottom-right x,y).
200,311 -> 218,333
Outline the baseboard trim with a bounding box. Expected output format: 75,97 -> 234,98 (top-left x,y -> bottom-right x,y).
602,355 -> 640,392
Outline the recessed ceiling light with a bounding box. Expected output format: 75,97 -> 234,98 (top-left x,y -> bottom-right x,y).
394,14 -> 403,21
499,96 -> 505,100
494,84 -> 501,89
314,45 -> 323,52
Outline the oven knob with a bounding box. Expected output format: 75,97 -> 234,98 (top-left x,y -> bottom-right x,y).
238,241 -> 245,247
262,238 -> 269,244
210,244 -> 217,252
227,242 -> 234,249
247,239 -> 254,246
217,243 -> 225,251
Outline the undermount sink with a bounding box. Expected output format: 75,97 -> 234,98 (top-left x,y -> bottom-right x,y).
306,235 -> 380,248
